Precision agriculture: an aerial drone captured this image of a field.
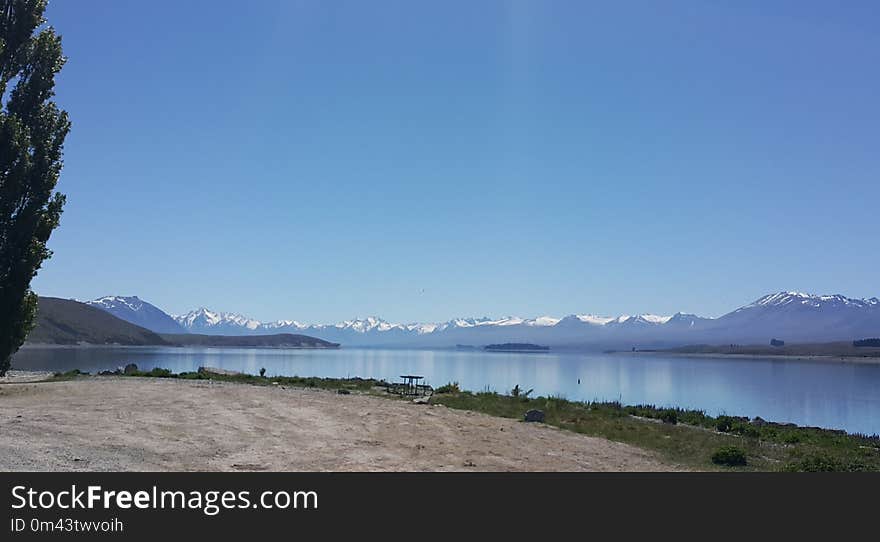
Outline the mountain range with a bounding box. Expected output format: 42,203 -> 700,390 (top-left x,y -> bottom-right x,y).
27,297 -> 338,348
80,292 -> 880,349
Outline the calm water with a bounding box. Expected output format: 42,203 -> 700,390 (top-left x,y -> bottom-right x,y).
12,346 -> 880,435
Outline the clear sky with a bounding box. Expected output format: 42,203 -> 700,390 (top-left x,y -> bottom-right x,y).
31,0 -> 880,323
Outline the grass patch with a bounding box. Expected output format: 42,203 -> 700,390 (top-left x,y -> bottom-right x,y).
49,366 -> 386,394
435,382 -> 460,394
782,453 -> 869,472
431,390 -> 880,471
51,369 -> 89,380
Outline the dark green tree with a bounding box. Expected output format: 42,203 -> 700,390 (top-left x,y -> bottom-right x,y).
0,0 -> 69,376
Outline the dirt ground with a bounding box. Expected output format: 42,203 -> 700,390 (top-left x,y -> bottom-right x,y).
0,376 -> 682,471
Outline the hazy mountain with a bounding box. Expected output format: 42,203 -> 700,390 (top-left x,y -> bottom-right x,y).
86,296 -> 185,334
704,292 -> 880,344
87,291 -> 880,349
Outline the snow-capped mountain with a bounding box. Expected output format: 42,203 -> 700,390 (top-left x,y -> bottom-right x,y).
173,308 -> 263,335
87,291 -> 880,348
85,296 -> 185,334
707,291 -> 880,343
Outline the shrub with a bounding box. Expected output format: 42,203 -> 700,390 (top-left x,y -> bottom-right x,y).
436,382 -> 460,394
53,369 -> 86,378
259,367 -> 266,377
783,454 -> 868,472
711,446 -> 747,466
781,432 -> 801,444
716,416 -> 734,433
659,409 -> 678,425
677,409 -> 710,427
732,422 -> 760,438
511,384 -> 533,399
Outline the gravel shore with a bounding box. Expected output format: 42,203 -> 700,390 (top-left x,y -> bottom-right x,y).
0,377 -> 681,471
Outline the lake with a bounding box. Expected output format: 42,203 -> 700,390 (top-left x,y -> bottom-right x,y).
12,346 -> 880,435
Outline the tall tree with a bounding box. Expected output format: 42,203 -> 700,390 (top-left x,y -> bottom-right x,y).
0,0 -> 69,376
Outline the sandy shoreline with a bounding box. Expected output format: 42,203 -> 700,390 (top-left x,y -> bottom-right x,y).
0,376 -> 681,472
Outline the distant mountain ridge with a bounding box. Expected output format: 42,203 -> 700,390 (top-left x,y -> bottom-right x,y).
86,296 -> 186,334
81,291 -> 880,348
25,298 -> 337,349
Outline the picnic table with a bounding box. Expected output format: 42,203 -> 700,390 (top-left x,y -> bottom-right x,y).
385,375 -> 433,397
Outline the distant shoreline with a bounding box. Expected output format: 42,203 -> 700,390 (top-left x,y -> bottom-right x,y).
615,350 -> 880,365
20,342 -> 340,350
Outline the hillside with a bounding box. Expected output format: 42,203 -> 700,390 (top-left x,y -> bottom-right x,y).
28,297 -> 170,346
160,333 -> 339,348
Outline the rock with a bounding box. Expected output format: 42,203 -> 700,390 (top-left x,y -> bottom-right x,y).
412,396 -> 430,404
750,416 -> 767,427
337,389 -> 351,395
524,409 -> 545,423
123,363 -> 139,375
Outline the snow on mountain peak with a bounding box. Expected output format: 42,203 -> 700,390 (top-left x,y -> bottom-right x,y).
638,314 -> 673,324
175,307 -> 261,330
334,316 -> 404,333
746,291 -> 876,310
604,314 -> 673,326
89,295 -> 145,312
527,316 -> 561,327
570,314 -> 615,325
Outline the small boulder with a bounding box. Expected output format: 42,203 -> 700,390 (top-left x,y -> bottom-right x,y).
337,389 -> 351,395
123,363 -> 139,375
524,409 -> 545,423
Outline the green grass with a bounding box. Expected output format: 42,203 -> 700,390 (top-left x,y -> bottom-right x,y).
430,391 -> 880,471
48,369 -> 880,471
50,368 -> 386,393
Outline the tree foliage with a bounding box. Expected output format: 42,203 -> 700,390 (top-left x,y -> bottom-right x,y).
0,0 -> 69,375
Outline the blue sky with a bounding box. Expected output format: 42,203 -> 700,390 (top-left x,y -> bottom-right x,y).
31,0 -> 880,322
